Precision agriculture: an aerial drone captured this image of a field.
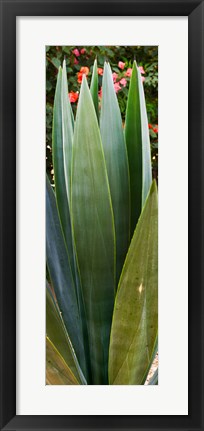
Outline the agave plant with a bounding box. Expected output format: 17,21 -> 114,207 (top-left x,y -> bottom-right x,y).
46,58 -> 158,385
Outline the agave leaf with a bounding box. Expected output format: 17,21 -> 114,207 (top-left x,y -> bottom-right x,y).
61,59 -> 74,204
90,59 -> 99,120
71,76 -> 115,384
100,62 -> 130,284
46,176 -> 88,381
61,62 -> 87,345
125,61 -> 142,235
46,337 -> 79,385
46,283 -> 87,384
52,67 -> 75,280
148,367 -> 158,385
125,61 -> 152,236
109,181 -> 158,385
138,66 -> 152,206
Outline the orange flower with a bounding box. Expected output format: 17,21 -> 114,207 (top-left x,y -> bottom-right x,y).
80,67 -> 89,74
97,68 -> 103,76
77,66 -> 89,83
68,91 -> 79,103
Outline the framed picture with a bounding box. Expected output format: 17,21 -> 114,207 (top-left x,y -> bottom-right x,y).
0,0 -> 203,430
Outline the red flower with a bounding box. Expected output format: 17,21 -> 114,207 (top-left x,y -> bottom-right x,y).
68,91 -> 79,103
80,48 -> 86,54
97,68 -> 103,76
148,124 -> 153,129
77,66 -> 89,83
72,48 -> 80,57
153,125 -> 158,133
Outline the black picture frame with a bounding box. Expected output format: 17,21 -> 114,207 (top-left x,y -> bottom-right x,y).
0,0 -> 203,430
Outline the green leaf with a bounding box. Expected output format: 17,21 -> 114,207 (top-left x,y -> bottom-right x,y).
63,46 -> 71,55
125,61 -> 152,236
62,60 -> 92,380
54,67 -> 92,382
71,76 -> 115,384
51,57 -> 61,69
90,59 -> 99,120
100,62 -> 130,284
109,181 -> 158,385
52,67 -> 76,284
61,59 -> 74,204
138,66 -> 152,206
46,80 -> 52,92
125,61 -> 142,236
46,283 -> 87,384
46,337 -> 80,385
46,176 -> 88,381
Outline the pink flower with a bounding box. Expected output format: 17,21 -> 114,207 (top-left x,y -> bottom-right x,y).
138,65 -> 145,74
141,76 -> 145,83
74,57 -> 79,65
112,72 -> 118,83
68,91 -> 79,103
114,82 -> 121,93
119,78 -> 127,87
80,48 -> 86,54
118,61 -> 125,70
72,48 -> 80,57
125,68 -> 132,77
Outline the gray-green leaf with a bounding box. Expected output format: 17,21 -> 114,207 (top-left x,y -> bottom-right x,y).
46,176 -> 88,381
100,62 -> 130,284
71,76 -> 115,384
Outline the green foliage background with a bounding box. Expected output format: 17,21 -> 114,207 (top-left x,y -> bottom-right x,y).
46,45 -> 158,183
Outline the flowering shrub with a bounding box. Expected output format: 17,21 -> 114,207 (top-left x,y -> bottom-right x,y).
46,45 -> 158,183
